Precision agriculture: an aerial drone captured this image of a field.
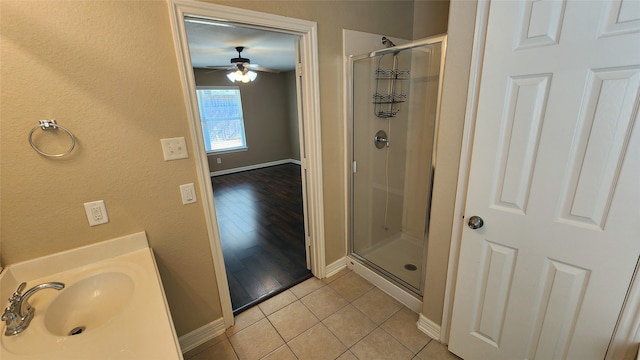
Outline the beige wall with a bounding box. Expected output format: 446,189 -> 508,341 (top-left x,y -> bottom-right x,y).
0,1 -> 220,336
193,69 -> 299,171
413,0 -> 450,39
0,0 -> 459,339
422,0 -> 477,324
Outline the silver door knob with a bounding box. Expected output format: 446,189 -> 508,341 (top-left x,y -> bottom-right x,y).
468,216 -> 484,229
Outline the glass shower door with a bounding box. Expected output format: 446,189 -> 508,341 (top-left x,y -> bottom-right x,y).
350,39 -> 443,296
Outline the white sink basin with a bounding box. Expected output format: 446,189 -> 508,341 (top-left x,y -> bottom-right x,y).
0,232 -> 183,359
44,271 -> 135,337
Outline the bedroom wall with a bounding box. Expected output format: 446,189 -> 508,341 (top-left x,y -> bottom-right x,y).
193,69 -> 299,172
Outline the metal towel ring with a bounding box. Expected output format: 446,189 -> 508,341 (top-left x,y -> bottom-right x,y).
28,120 -> 76,157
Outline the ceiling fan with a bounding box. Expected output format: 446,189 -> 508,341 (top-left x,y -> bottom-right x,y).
206,46 -> 280,75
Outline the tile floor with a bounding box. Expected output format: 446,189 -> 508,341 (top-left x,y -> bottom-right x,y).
184,269 -> 462,360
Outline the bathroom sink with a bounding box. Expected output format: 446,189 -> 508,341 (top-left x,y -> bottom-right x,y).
44,271 -> 134,337
0,232 -> 183,359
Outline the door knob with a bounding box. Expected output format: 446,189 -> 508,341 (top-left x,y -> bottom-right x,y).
468,216 -> 484,229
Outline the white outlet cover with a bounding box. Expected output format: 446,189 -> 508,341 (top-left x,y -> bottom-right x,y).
84,200 -> 109,226
161,137 -> 189,161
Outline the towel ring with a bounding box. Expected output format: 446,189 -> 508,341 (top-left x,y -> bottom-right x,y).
28,120 -> 76,157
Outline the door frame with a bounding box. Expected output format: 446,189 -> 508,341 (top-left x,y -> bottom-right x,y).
441,1 -> 640,355
167,0 -> 326,327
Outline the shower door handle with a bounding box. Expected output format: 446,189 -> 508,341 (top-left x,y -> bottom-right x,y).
467,216 -> 484,230
374,130 -> 389,149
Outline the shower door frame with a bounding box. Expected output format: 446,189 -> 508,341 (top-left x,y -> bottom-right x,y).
346,34 -> 448,300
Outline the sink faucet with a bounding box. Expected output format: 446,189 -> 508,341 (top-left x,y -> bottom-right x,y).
1,281 -> 65,336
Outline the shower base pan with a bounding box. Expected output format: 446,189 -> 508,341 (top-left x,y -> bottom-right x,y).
359,233 -> 423,289
346,255 -> 422,313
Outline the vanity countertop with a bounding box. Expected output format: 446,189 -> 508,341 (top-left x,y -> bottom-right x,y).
0,232 -> 183,360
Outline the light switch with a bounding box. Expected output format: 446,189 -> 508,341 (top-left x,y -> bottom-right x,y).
180,183 -> 197,205
161,137 -> 188,161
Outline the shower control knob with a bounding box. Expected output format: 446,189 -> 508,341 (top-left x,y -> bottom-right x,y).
467,216 -> 484,230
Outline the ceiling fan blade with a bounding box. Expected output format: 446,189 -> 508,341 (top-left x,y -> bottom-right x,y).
247,65 -> 281,73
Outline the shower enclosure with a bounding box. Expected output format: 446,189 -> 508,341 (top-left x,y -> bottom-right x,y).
348,35 -> 446,299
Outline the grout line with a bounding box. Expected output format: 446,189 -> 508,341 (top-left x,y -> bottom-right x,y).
220,270 -> 435,360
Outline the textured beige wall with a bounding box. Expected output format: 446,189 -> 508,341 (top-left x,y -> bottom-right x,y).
0,1 -> 221,336
413,0 -> 450,39
1,0 -> 459,338
422,0 -> 477,324
193,69 -> 298,171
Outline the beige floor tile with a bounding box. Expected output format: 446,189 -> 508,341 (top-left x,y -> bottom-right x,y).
382,307 -> 432,353
290,277 -> 325,298
415,341 -> 462,360
288,323 -> 347,360
188,337 -> 238,360
328,271 -> 375,302
183,333 -> 228,359
228,318 -> 284,360
336,350 -> 358,360
258,290 -> 298,316
301,286 -> 349,320
268,300 -> 319,341
261,345 -> 297,360
226,306 -> 265,336
322,304 -> 376,348
352,287 -> 403,324
350,327 -> 413,360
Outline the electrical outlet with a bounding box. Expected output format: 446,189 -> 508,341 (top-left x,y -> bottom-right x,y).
84,200 -> 109,226
216,158 -> 222,164
180,183 -> 197,205
160,137 -> 189,161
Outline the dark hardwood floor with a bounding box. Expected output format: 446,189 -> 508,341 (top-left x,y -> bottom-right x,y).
212,163 -> 311,314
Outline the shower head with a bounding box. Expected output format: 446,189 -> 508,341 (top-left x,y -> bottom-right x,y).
382,36 -> 396,48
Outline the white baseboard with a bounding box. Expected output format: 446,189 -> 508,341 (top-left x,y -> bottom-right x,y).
179,317 -> 226,354
417,313 -> 442,342
325,257 -> 348,278
210,158 -> 301,177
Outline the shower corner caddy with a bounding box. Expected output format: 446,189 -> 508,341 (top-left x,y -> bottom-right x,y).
373,68 -> 410,118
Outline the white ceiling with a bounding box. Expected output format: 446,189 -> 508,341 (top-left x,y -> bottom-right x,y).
184,18 -> 299,71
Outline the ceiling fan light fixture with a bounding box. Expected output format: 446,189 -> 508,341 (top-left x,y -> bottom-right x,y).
246,71 -> 257,82
227,69 -> 257,83
227,70 -> 241,82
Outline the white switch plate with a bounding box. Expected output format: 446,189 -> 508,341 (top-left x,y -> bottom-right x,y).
84,200 -> 109,226
160,137 -> 188,161
179,183 -> 197,205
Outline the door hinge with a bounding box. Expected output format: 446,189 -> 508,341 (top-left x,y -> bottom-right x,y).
353,161 -> 357,173
296,63 -> 303,77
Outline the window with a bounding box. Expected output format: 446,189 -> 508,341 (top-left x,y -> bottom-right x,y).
195,86 -> 247,153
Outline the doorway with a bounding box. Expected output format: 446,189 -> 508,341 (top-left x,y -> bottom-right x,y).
183,18 -> 311,313
167,0 -> 325,326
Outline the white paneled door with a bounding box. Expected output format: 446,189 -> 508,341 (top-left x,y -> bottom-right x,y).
449,1 -> 640,359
